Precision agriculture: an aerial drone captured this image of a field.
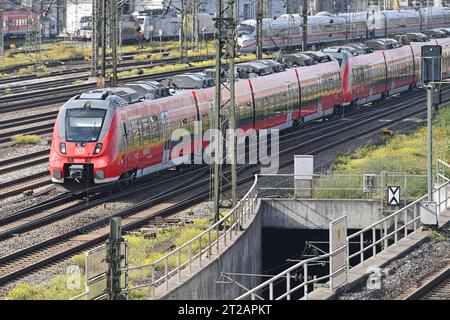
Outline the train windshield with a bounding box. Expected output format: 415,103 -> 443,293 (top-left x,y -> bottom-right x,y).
80,17 -> 92,30
65,108 -> 106,142
237,24 -> 255,37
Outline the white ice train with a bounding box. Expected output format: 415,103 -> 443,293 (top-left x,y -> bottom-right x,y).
237,8 -> 450,52
136,12 -> 216,41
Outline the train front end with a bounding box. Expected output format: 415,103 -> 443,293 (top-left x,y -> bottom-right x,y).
49,94 -> 120,192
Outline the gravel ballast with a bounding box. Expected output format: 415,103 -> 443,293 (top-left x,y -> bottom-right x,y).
0,111 -> 434,297
338,229 -> 450,300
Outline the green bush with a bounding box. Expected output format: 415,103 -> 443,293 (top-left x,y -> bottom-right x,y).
71,254 -> 85,272
133,54 -> 148,62
316,106 -> 450,199
4,275 -> 85,300
11,135 -> 41,144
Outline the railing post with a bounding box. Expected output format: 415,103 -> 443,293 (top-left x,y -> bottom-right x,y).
445,183 -> 448,209
229,216 -> 233,242
178,250 -> 181,281
235,211 -> 238,236
404,210 -> 408,238
394,214 -> 398,244
251,293 -> 256,300
199,236 -> 202,267
383,220 -> 388,251
346,238 -> 350,272
286,272 -> 291,300
208,230 -> 212,259
165,257 -> 169,291
413,204 -> 418,231
438,186 -> 441,214
360,233 -> 364,265
239,205 -> 243,229
372,228 -> 376,256
216,225 -> 220,251
269,282 -> 274,300
304,264 -> 308,300
224,219 -> 227,247
189,242 -> 192,275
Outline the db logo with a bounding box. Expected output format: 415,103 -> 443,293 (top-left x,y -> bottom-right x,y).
75,148 -> 85,155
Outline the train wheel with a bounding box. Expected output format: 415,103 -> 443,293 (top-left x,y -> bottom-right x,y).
333,105 -> 342,115
113,180 -> 124,193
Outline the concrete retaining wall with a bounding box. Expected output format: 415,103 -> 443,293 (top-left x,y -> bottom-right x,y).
261,199 -> 383,229
160,207 -> 263,300
158,198 -> 387,299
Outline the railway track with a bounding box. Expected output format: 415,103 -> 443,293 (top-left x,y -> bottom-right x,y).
0,171 -> 51,200
0,54 -> 213,95
0,92 -> 440,288
0,65 -> 211,114
402,264 -> 450,300
0,47 -> 201,77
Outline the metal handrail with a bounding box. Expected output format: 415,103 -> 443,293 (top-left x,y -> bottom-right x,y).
237,160 -> 450,300
126,175 -> 260,295
236,245 -> 347,300
437,159 -> 450,182
347,177 -> 450,269
71,291 -> 89,300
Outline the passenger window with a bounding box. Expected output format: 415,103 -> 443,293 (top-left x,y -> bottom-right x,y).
132,119 -> 141,148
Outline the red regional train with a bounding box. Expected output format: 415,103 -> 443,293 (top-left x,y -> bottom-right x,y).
49,37 -> 450,191
2,9 -> 37,38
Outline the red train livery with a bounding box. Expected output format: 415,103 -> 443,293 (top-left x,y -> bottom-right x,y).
49,38 -> 450,190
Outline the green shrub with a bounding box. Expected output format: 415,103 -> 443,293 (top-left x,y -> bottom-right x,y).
71,254 -> 85,271
11,135 -> 41,144
133,54 -> 148,62
150,53 -> 164,61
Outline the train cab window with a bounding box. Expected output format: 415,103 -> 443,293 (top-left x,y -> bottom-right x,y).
65,108 -> 106,142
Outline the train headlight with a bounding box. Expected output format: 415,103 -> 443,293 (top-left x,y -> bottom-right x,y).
94,143 -> 103,155
59,142 -> 66,155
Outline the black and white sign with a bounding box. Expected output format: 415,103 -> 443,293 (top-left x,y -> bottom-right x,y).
388,186 -> 401,206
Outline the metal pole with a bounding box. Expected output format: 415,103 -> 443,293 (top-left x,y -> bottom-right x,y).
427,84 -> 434,201
228,0 -> 237,208
110,1 -> 118,87
107,217 -> 125,300
256,0 -> 263,59
213,0 -> 224,222
0,7 -> 4,59
302,0 -> 308,51
180,0 -> 186,63
91,0 -> 99,77
101,0 -> 107,78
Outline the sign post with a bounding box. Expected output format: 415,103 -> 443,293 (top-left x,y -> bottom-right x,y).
294,155 -> 314,198
420,45 -> 440,226
107,217 -> 126,300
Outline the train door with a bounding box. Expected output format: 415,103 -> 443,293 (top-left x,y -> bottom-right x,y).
121,118 -> 131,169
317,76 -> 323,115
287,82 -> 294,124
128,119 -> 141,170
160,112 -> 171,164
